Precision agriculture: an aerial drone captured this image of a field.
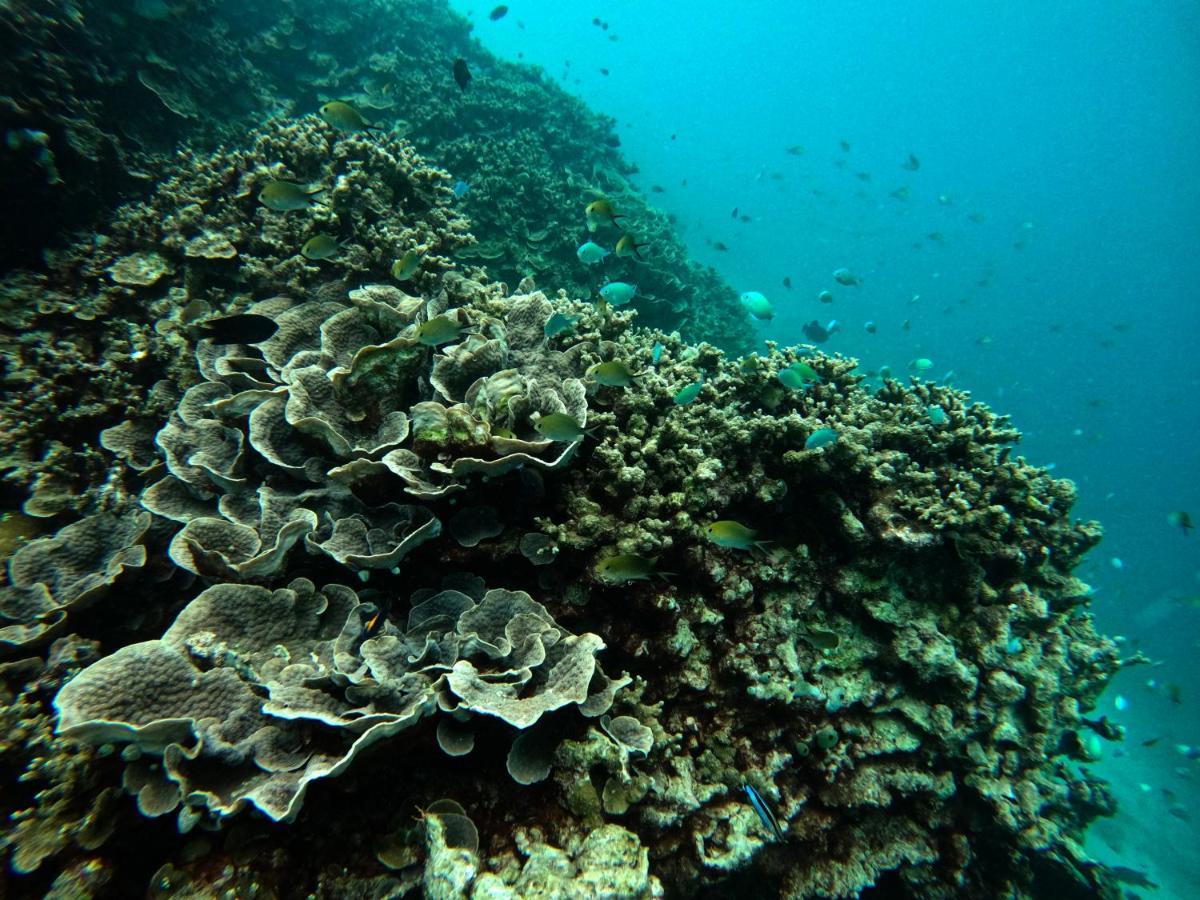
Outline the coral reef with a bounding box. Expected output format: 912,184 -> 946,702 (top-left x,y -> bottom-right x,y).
0,0 -> 1127,898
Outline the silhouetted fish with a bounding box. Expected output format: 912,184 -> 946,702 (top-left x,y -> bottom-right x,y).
196,314 -> 278,345
453,58 -> 471,91
489,4 -> 508,20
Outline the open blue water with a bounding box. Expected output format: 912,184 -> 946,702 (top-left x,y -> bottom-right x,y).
457,1 -> 1200,894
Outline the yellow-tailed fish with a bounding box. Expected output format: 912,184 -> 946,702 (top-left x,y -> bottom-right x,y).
416,315 -> 466,347
392,249 -> 423,281
259,179 -> 325,211
533,411 -> 592,442
615,233 -> 648,259
300,234 -> 346,260
585,198 -> 623,231
704,520 -> 770,552
318,100 -> 381,133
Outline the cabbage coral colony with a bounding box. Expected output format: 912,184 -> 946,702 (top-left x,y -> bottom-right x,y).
0,0 -> 1123,897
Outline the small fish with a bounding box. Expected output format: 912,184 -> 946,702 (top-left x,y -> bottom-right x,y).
890,185 -> 911,201
777,361 -> 820,391
533,411 -> 592,442
743,783 -> 785,842
855,171 -> 872,181
704,520 -> 769,552
300,234 -> 346,260
786,144 -> 804,156
318,100 -> 380,133
1114,695 -> 1128,711
927,405 -> 948,426
544,312 -> 579,338
782,276 -> 792,290
739,291 -> 774,321
839,139 -> 851,152
589,360 -> 638,387
650,184 -> 665,193
711,241 -> 729,251
595,554 -> 663,584
672,379 -> 703,406
599,281 -> 637,306
1141,737 -> 1161,747
731,207 -> 739,219
967,212 -> 986,223
1166,683 -> 1182,705
489,4 -> 508,20
363,604 -> 389,637
196,314 -> 278,345
817,290 -> 834,304
902,153 -> 920,171
832,267 -> 859,286
1167,511 -> 1194,536
909,358 -> 933,372
392,249 -> 423,281
802,320 -> 838,343
615,233 -> 648,259
585,198 -> 624,231
416,315 -> 466,347
453,58 -> 472,91
453,180 -> 471,198
651,341 -> 664,365
864,321 -> 877,334
258,179 -> 325,211
738,214 -> 751,223
805,428 -> 839,450
577,241 -> 609,264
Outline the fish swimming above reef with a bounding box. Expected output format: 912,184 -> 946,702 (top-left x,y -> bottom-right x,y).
817,290 -> 834,304
598,281 -> 637,306
1167,510 -> 1194,536
195,314 -> 278,345
902,153 -> 921,171
577,241 -> 609,264
258,179 -> 325,211
673,378 -> 703,405
805,427 -> 839,450
615,233 -> 648,259
318,100 -> 379,133
777,361 -> 820,390
743,783 -> 786,842
594,553 -> 665,583
710,241 -> 729,251
392,249 -> 423,281
533,411 -> 592,442
453,58 -> 472,90
544,312 -> 579,338
782,276 -> 792,289
802,319 -> 838,343
300,234 -> 347,260
832,267 -> 859,286
453,180 -> 471,198
585,198 -> 624,231
489,4 -> 508,20
589,360 -> 638,387
739,291 -> 774,321
416,315 -> 467,347
704,520 -> 770,552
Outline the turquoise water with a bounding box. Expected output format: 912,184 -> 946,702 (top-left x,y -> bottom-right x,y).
458,0 -> 1200,893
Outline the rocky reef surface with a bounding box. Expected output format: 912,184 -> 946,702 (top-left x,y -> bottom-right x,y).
1,1 -> 1129,898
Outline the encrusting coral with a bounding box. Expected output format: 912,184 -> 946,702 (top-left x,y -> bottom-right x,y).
0,1 -> 1128,898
